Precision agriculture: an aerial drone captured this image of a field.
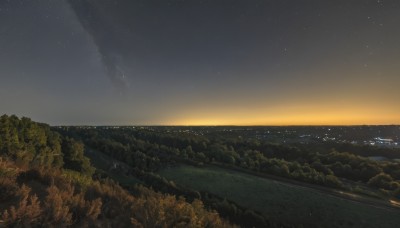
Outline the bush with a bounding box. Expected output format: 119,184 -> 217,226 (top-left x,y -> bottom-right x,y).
368,173 -> 394,190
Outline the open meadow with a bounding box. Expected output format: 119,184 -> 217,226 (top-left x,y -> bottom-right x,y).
159,165 -> 400,228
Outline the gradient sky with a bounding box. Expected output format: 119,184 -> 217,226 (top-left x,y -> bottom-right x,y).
0,0 -> 399,125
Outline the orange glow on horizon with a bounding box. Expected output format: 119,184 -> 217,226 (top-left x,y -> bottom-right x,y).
162,107 -> 400,126
155,82 -> 400,126
167,116 -> 400,126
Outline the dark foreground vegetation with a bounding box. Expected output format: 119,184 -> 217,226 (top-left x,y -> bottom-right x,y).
1,114 -> 400,227
0,115 -> 231,227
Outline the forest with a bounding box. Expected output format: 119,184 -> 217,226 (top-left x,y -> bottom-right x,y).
58,125 -> 400,197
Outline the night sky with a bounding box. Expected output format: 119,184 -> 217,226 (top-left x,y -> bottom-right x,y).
1,0 -> 399,125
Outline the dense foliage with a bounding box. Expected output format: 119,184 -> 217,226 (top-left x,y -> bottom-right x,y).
0,159 -> 229,227
0,115 -> 63,168
59,127 -> 400,198
0,115 -> 232,227
0,115 -> 93,175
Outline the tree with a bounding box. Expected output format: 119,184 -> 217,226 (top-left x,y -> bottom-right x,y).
368,173 -> 393,190
61,138 -> 94,176
0,115 -> 11,154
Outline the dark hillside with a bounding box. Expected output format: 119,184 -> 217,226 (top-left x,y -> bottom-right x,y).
0,115 -> 231,227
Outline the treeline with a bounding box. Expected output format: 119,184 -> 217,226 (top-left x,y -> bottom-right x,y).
296,142 -> 400,159
59,127 -> 400,198
60,128 -> 342,188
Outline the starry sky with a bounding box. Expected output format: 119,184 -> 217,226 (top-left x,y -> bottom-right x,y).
0,0 -> 399,125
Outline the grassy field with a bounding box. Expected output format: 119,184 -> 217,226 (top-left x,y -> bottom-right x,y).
159,165 -> 400,228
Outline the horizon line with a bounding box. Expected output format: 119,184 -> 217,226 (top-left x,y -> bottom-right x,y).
52,124 -> 400,127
